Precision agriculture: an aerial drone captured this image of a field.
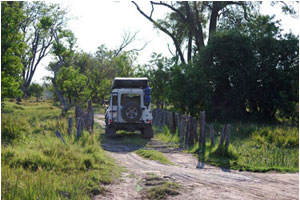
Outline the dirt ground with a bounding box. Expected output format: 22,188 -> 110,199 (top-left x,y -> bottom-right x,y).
94,114 -> 299,200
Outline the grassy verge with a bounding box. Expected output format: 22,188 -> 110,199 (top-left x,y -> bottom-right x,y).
135,149 -> 174,165
140,173 -> 180,199
1,100 -> 121,199
154,123 -> 298,172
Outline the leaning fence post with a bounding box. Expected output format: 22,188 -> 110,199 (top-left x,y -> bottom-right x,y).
209,124 -> 215,147
68,117 -> 73,136
55,130 -> 68,146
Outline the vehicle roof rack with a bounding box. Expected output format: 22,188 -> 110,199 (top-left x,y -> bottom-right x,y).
112,77 -> 148,89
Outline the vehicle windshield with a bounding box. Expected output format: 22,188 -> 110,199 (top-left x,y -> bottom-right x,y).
121,93 -> 141,106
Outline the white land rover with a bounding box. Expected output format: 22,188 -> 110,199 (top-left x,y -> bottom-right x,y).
105,77 -> 153,139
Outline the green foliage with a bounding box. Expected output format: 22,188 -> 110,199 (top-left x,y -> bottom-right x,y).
1,1 -> 26,99
137,53 -> 172,109
56,66 -> 90,104
1,100 -> 121,199
244,16 -> 298,122
135,149 -> 174,165
28,83 -> 44,101
167,62 -> 211,116
201,29 -> 256,120
21,2 -> 69,97
200,16 -> 299,121
49,43 -> 137,106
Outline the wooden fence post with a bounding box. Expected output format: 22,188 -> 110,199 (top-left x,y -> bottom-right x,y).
175,113 -> 180,134
187,117 -> 195,146
218,125 -> 226,150
197,111 -> 206,169
55,130 -> 68,146
171,112 -> 176,134
152,109 -> 157,126
86,100 -> 94,134
76,118 -> 84,140
199,111 -> 206,148
184,116 -> 190,147
158,109 -> 163,129
179,115 -> 186,144
209,124 -> 215,147
192,117 -> 198,143
224,124 -> 231,153
68,117 -> 73,136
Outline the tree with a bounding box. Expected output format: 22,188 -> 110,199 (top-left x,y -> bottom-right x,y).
47,28 -> 76,115
201,15 -> 298,121
28,83 -> 44,101
200,30 -> 256,120
244,16 -> 299,121
56,66 -> 89,105
1,2 -> 26,99
167,61 -> 211,117
144,53 -> 172,109
132,1 -> 258,64
20,2 -> 68,97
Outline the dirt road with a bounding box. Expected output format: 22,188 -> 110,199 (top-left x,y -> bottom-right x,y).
94,115 -> 299,200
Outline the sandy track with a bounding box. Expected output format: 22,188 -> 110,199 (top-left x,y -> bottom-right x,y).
94,115 -> 299,200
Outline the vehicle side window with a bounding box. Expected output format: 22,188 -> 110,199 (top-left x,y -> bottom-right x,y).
112,95 -> 118,106
121,93 -> 140,106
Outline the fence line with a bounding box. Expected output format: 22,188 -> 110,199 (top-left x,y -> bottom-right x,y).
152,108 -> 199,147
152,108 -> 231,150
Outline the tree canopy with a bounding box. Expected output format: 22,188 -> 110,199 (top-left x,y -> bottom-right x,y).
1,1 -> 298,123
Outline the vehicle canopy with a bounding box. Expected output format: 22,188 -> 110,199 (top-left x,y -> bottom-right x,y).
112,77 -> 148,89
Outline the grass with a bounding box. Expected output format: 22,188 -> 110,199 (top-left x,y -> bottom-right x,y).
140,173 -> 180,199
1,100 -> 121,199
188,123 -> 299,172
135,149 -> 174,165
153,126 -> 180,147
153,122 -> 298,173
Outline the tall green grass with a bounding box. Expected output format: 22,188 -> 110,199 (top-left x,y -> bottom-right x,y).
1,100 -> 121,199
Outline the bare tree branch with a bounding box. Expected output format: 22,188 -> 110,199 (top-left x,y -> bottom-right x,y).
132,1 -> 186,64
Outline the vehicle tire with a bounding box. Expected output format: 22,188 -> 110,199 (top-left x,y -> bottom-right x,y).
121,102 -> 142,122
105,126 -> 116,137
141,127 -> 153,139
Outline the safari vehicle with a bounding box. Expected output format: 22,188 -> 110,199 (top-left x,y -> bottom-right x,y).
105,77 -> 153,139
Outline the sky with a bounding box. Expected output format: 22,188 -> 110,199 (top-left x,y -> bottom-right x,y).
33,1 -> 299,83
